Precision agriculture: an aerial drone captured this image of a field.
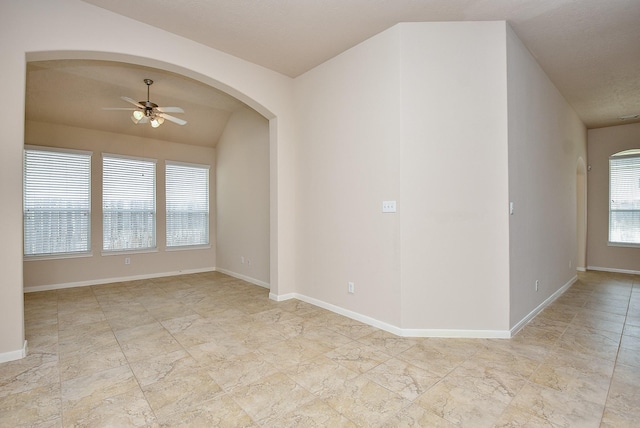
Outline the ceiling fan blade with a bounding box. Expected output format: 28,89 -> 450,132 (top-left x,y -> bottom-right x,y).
121,96 -> 144,108
156,106 -> 184,114
158,113 -> 187,125
103,107 -> 137,111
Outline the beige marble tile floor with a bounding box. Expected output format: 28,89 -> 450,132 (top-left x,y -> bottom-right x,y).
1,270 -> 639,427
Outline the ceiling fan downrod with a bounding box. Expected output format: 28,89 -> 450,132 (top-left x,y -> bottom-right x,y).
141,79 -> 158,113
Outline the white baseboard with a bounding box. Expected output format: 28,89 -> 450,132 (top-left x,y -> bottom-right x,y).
23,267 -> 216,293
22,267 -> 587,340
269,292 -> 296,301
0,340 -> 27,363
587,266 -> 640,276
400,328 -> 511,339
271,275 -> 581,339
23,267 -> 270,294
576,267 -> 587,272
269,292 -> 511,339
509,274 -> 578,337
214,268 -> 270,289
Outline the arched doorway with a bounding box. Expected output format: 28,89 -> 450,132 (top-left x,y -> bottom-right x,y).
23,54 -> 275,291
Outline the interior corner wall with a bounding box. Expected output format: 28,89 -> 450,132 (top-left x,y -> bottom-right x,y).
216,107 -> 270,286
587,122 -> 640,273
506,25 -> 587,327
293,22 -> 512,333
398,22 -> 511,332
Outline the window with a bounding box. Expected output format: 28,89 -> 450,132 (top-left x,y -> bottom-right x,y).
103,154 -> 156,251
166,162 -> 210,247
609,149 -> 640,246
23,146 -> 91,257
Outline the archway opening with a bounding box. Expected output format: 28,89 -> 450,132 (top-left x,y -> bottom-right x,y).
23,52 -> 276,293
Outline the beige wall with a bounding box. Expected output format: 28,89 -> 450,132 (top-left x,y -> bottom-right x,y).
23,121 -> 217,290
294,25 -> 403,327
0,0 -> 296,361
399,22 -> 510,332
294,22 -> 512,334
0,34 -> 26,361
506,26 -> 587,327
216,107 -> 270,286
294,21 -> 585,335
587,122 -> 640,273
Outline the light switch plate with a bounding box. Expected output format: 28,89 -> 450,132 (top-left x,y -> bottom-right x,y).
382,201 -> 397,213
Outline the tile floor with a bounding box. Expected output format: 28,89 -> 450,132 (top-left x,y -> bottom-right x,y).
1,270 -> 639,427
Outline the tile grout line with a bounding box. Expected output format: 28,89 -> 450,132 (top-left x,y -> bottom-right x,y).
597,275 -> 634,427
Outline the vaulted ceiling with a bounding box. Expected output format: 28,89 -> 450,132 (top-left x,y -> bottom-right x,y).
26,0 -> 640,147
26,60 -> 246,147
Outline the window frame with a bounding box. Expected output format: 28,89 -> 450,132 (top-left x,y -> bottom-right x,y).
608,149 -> 640,248
23,145 -> 92,259
165,160 -> 211,249
102,153 -> 157,253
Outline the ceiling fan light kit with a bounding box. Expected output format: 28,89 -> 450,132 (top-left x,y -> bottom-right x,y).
150,116 -> 164,128
105,78 -> 187,128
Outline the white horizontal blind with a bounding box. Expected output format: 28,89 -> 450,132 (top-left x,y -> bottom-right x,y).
166,162 -> 209,247
103,155 -> 156,251
609,151 -> 640,245
24,147 -> 91,256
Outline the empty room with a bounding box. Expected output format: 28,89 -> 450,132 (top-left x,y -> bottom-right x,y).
1,0 -> 639,426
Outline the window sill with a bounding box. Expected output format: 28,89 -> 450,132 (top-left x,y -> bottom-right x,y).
101,248 -> 159,256
165,244 -> 212,252
607,242 -> 640,249
24,252 -> 93,262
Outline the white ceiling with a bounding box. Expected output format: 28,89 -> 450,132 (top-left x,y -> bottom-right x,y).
27,0 -> 640,146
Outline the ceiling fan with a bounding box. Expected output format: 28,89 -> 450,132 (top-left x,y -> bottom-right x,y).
103,78 -> 187,128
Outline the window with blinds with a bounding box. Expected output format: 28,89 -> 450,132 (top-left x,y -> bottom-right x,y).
23,147 -> 92,257
609,149 -> 640,246
166,162 -> 210,247
103,154 -> 156,251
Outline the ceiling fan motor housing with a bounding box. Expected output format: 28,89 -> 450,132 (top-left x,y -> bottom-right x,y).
142,101 -> 158,116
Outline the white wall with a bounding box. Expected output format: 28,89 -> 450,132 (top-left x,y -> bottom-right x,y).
0,0 -> 295,361
506,26 -> 587,327
23,121 -> 217,290
216,107 -> 270,286
587,122 -> 640,273
399,22 -> 511,332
